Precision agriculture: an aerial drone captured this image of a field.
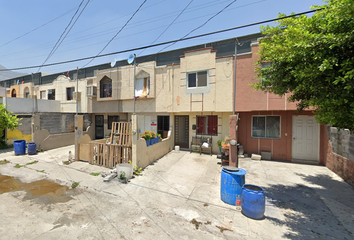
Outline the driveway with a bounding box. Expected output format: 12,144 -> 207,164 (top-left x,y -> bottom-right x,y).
0,146 -> 353,239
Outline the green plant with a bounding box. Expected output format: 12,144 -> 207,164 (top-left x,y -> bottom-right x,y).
119,171 -> 126,180
40,148 -> 44,153
0,159 -> 10,165
141,131 -> 152,140
150,131 -> 156,138
254,0 -> 354,130
71,182 -> 80,188
37,170 -> 45,173
90,173 -> 100,176
133,165 -> 143,175
63,161 -> 71,165
217,140 -> 222,148
0,104 -> 21,139
157,134 -> 162,138
26,160 -> 38,165
14,164 -> 24,168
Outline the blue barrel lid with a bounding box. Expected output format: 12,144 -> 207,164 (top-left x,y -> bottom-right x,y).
222,167 -> 246,175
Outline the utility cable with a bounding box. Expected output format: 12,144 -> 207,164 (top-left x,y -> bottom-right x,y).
0,9 -> 321,72
1,0 -> 261,61
158,0 -> 237,53
138,0 -> 194,56
37,0 -> 90,72
81,0 -> 148,68
0,8 -> 76,48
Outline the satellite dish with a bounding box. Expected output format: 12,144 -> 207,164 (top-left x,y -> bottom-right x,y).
110,58 -> 117,68
127,54 -> 135,65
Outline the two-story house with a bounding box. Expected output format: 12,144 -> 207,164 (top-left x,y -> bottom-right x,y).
235,39 -> 327,164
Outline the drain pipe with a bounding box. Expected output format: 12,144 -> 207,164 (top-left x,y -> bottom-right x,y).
233,40 -> 237,115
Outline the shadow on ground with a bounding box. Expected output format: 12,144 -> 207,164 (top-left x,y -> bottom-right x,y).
266,173 -> 354,240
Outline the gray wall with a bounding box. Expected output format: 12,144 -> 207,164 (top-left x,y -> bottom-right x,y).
328,127 -> 354,161
40,113 -> 92,134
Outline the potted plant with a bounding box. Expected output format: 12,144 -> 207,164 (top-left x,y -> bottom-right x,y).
217,140 -> 222,153
142,131 -> 151,146
150,131 -> 156,144
157,134 -> 162,142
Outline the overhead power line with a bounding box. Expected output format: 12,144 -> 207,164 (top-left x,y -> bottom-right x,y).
158,0 -> 237,53
82,0 -> 148,68
138,0 -> 195,56
0,9 -> 321,72
2,0 -> 263,60
37,0 -> 91,72
0,7 -> 76,48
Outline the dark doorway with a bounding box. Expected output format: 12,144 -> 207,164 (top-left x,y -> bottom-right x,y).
95,115 -> 104,139
157,116 -> 170,139
174,116 -> 189,149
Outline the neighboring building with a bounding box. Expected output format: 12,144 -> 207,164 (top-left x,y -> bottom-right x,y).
235,39 -> 327,164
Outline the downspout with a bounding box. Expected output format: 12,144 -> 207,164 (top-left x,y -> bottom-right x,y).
233,40 -> 238,115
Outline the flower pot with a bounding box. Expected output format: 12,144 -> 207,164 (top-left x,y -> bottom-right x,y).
146,139 -> 150,146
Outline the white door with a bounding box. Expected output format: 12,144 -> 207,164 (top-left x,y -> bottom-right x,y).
292,116 -> 319,161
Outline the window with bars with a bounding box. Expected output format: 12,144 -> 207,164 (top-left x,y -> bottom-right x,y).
196,115 -> 218,135
48,89 -> 55,100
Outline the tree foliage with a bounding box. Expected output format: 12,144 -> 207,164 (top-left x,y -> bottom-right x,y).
255,0 -> 354,130
0,104 -> 20,139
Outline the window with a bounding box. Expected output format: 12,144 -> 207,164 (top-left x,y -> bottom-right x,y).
252,116 -> 280,139
11,89 -> 16,97
48,89 -> 55,100
108,115 -> 119,130
196,115 -> 218,135
40,91 -> 46,99
100,77 -> 112,98
188,71 -> 207,88
157,116 -> 170,138
66,87 -> 75,100
135,77 -> 150,97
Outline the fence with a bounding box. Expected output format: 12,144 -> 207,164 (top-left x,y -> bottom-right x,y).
88,122 -> 132,168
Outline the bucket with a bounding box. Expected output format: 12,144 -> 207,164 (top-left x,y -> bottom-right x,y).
220,167 -> 246,206
116,163 -> 133,179
175,146 -> 180,152
241,184 -> 265,220
14,140 -> 26,155
27,142 -> 37,155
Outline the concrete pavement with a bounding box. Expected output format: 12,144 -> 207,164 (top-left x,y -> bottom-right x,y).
0,145 -> 353,239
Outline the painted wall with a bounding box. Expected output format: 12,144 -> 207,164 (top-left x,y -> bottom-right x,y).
6,116 -> 32,144
136,137 -> 172,168
235,43 -> 298,112
173,111 -> 232,154
6,97 -> 60,114
238,110 -> 327,163
34,75 -> 89,113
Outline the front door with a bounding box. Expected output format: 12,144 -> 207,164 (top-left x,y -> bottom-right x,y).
95,115 -> 104,139
292,116 -> 319,162
175,116 -> 189,149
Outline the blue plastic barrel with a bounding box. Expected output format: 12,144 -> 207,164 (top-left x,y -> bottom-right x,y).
13,140 -> 26,155
27,142 -> 37,155
241,184 -> 265,220
220,167 -> 246,206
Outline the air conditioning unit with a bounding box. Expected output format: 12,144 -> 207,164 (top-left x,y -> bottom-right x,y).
86,86 -> 97,97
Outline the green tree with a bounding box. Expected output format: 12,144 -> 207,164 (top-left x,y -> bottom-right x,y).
254,0 -> 354,130
0,104 -> 20,139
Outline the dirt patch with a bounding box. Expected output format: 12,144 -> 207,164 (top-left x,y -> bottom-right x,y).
190,218 -> 202,230
216,225 -> 233,233
0,174 -> 72,204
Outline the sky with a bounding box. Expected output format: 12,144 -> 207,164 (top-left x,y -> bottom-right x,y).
0,0 -> 325,76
